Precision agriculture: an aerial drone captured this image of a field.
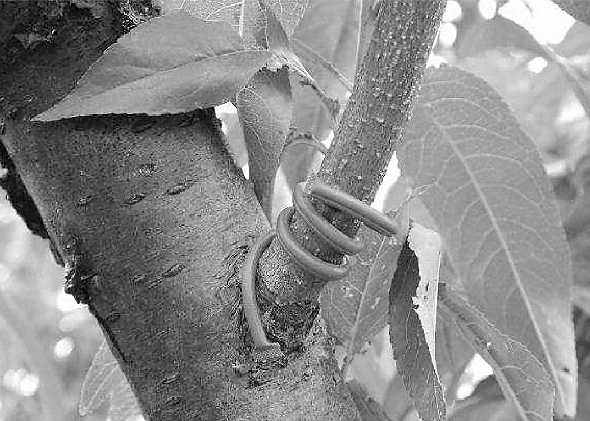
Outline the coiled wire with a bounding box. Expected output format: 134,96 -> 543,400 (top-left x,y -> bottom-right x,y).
242,181 -> 397,350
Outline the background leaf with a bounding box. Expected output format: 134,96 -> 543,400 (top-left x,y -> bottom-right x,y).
292,0 -> 358,127
79,340 -> 140,420
439,287 -> 554,421
241,0 -> 309,48
553,0 -> 590,26
571,227 -> 590,288
407,223 -> 441,365
161,0 -> 242,30
347,379 -> 392,421
457,15 -> 590,119
283,0 -> 359,186
389,241 -> 446,421
320,224 -> 402,361
398,65 -> 577,417
449,377 -> 519,421
555,21 -> 590,57
168,0 -> 308,46
457,15 -> 547,59
258,0 -> 318,89
435,314 -> 474,405
34,13 -> 270,121
237,68 -> 293,218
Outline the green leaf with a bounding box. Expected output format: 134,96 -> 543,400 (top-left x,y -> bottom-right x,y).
555,22 -> 590,57
382,374 -> 416,421
449,377 -> 519,421
159,0 -> 242,29
79,341 -> 140,421
320,224 -> 402,360
456,15 -> 590,118
217,106 -> 248,168
553,0 -> 590,26
170,0 -> 308,45
571,229 -> 590,287
282,0 -> 359,185
257,0 -> 313,81
383,175 -> 438,233
254,0 -> 339,135
576,376 -> 590,421
564,184 -> 590,239
356,0 -> 378,69
573,285 -> 590,315
237,68 -> 293,219
389,241 -> 446,421
439,287 -> 554,421
291,0 -> 358,139
457,15 -> 547,59
33,13 -> 270,121
241,0 -> 309,48
435,314 -> 474,404
398,66 -> 577,417
407,223 -> 441,363
347,379 -> 392,421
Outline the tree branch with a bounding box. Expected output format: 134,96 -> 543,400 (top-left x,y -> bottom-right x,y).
258,0 -> 445,348
0,2 -> 362,419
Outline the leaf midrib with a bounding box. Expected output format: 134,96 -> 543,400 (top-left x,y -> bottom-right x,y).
427,108 -> 564,409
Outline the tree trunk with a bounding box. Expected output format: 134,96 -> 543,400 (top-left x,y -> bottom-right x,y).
0,2 -> 360,419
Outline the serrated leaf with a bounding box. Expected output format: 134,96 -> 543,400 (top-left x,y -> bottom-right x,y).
389,241 -> 446,421
170,0 -> 307,45
257,0 -> 313,81
161,0 -> 242,29
34,13 -> 270,121
407,223 -> 441,366
237,67 -> 292,218
553,0 -> 590,26
398,65 -> 577,417
320,224 -> 402,360
241,0 -> 309,48
79,340 -> 141,420
254,0 -> 338,130
439,287 -> 554,421
261,0 -> 309,37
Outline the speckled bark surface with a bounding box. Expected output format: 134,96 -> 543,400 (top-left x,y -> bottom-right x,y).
0,2 -> 360,419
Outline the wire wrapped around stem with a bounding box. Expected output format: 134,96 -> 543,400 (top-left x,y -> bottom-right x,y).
241,181 -> 397,350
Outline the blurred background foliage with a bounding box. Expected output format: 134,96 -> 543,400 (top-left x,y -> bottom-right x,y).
0,198 -> 104,420
1,0 -> 590,420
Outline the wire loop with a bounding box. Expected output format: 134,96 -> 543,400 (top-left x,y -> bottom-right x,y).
241,181 -> 397,350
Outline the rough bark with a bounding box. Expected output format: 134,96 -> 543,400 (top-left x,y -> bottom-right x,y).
257,0 -> 445,349
0,2 -> 360,419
